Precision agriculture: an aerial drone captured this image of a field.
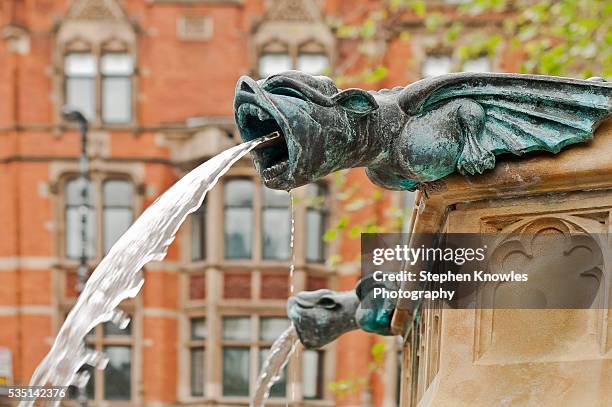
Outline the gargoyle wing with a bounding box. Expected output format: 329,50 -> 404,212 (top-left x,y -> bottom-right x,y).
398,73 -> 612,156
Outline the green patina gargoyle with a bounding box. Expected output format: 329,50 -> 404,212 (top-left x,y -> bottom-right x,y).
286,275 -> 399,349
234,71 -> 611,191
233,71 -> 612,343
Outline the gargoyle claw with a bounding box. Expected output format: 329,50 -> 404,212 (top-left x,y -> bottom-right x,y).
457,141 -> 495,176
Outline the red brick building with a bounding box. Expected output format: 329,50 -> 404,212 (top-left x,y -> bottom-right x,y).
0,1 -> 517,406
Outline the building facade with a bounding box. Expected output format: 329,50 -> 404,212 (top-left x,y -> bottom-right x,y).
0,0 -> 518,406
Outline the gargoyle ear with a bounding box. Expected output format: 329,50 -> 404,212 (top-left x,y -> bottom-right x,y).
333,89 -> 379,116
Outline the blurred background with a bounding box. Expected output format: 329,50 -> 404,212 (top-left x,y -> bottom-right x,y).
0,0 -> 609,406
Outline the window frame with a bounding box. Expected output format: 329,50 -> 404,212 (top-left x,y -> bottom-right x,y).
217,314 -> 291,400
301,349 -> 325,400
64,52 -> 97,122
256,40 -> 330,79
102,179 -> 134,255
187,314 -> 207,398
305,182 -> 329,263
64,177 -> 97,260
61,175 -> 136,263
191,201 -> 207,262
60,43 -> 136,129
223,178 -> 256,260
100,52 -> 134,125
261,187 -> 292,261
421,50 -> 494,78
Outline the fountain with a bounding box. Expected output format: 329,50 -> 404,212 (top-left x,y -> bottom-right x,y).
234,70 -> 611,403
22,70 -> 611,406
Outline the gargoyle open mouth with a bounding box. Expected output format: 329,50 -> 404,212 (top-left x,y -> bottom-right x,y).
236,103 -> 290,182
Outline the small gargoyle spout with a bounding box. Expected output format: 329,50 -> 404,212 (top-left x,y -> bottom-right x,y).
287,289 -> 359,349
287,276 -> 399,349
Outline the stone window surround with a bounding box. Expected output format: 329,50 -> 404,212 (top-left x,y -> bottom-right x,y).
256,38 -> 332,78
250,12 -> 336,79
55,171 -> 141,264
50,160 -> 146,263
419,47 -> 496,78
408,27 -> 501,79
53,18 -> 138,131
177,167 -> 337,403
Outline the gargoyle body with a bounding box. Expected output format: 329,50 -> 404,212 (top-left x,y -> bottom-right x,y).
234,71 -> 612,191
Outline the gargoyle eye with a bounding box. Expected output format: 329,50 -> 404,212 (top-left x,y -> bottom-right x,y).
268,86 -> 307,101
317,297 -> 337,309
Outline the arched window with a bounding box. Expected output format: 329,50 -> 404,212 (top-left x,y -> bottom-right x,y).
297,53 -> 328,75
258,41 -> 291,78
224,179 -> 254,259
57,0 -> 136,126
257,40 -> 330,78
297,41 -> 329,75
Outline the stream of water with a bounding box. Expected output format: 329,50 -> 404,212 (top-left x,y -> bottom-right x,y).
251,325 -> 299,407
250,193 -> 299,407
20,136 -> 272,407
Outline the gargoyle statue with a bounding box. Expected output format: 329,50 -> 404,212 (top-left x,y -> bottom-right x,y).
234,71 -> 612,191
287,276 -> 399,349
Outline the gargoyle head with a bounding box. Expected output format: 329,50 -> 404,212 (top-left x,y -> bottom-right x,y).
287,276 -> 397,349
234,71 -> 379,190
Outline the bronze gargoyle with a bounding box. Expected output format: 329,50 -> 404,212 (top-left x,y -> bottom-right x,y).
287,276 -> 399,348
234,71 -> 611,191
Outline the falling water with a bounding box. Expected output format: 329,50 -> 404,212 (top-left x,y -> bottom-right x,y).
289,193 -> 296,294
20,135 -> 275,407
288,193 -> 297,403
251,325 -> 299,407
251,192 -> 299,407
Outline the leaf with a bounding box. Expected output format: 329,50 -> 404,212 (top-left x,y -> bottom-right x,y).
411,0 -> 426,17
361,19 -> 377,39
348,225 -> 362,238
424,13 -> 444,31
326,254 -> 342,267
371,342 -> 386,357
364,66 -> 388,83
323,228 -> 338,242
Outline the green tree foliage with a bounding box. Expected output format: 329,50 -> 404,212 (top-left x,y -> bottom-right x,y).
329,0 -> 611,80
